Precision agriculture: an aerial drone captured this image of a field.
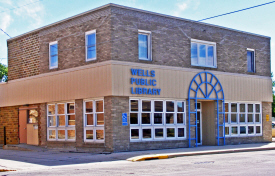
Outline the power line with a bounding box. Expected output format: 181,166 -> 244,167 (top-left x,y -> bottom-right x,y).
0,0 -> 44,38
198,1 -> 275,22
0,0 -> 43,14
2,1 -> 273,53
0,28 -> 11,38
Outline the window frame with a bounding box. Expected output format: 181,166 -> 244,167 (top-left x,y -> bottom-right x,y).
224,102 -> 262,137
47,102 -> 76,141
49,41 -> 58,69
247,48 -> 255,73
138,30 -> 152,61
85,30 -> 97,62
129,99 -> 186,142
191,39 -> 217,68
83,99 -> 105,143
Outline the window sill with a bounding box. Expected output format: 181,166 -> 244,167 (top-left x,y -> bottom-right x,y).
139,58 -> 152,61
86,58 -> 96,62
191,64 -> 217,69
47,139 -> 76,142
130,138 -> 187,142
84,140 -> 105,143
225,134 -> 262,137
49,66 -> 58,70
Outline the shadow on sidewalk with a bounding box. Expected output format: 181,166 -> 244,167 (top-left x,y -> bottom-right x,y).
0,142 -> 273,167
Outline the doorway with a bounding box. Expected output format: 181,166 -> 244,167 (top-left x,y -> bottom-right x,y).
188,71 -> 225,147
196,102 -> 202,145
201,101 -> 216,146
19,110 -> 27,143
19,106 -> 39,145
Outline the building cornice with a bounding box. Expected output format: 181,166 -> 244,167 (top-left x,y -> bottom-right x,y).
7,60 -> 271,84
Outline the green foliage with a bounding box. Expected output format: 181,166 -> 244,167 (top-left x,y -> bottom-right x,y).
0,63 -> 8,82
272,72 -> 275,117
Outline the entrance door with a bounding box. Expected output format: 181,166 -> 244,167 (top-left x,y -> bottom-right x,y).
19,110 -> 27,143
196,103 -> 202,145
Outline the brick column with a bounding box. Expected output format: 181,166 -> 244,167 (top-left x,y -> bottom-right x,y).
75,99 -> 83,147
38,103 -> 47,146
104,96 -> 113,151
104,96 -> 130,152
262,102 -> 272,142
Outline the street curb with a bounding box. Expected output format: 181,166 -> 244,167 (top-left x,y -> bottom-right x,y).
127,147 -> 275,162
3,145 -> 32,151
127,154 -> 169,161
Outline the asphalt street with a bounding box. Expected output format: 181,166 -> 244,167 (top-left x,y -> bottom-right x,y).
1,149 -> 275,175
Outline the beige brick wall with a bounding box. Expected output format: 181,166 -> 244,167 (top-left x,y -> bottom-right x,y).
7,5 -> 271,82
110,6 -> 271,77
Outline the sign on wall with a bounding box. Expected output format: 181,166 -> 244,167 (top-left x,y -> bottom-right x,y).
130,68 -> 161,95
266,114 -> 269,121
122,113 -> 128,126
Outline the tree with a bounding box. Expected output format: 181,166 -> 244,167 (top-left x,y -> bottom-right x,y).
0,63 -> 8,82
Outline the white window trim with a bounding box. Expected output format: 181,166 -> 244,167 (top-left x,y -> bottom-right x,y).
85,30 -> 96,62
47,102 -> 76,141
49,41 -> 58,69
138,29 -> 152,61
224,102 -> 262,137
130,99 -> 186,142
247,48 -> 255,73
191,38 -> 217,68
83,99 -> 105,143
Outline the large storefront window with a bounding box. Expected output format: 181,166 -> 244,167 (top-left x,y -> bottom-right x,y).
83,99 -> 104,142
224,102 -> 262,136
47,102 -> 75,141
130,99 -> 186,141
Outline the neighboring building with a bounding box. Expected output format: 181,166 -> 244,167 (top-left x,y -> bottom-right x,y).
0,4 -> 272,152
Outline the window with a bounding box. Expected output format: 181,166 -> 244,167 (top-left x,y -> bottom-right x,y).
247,49 -> 255,72
130,99 -> 186,142
47,102 -> 75,141
138,30 -> 152,61
85,30 -> 96,61
27,109 -> 38,124
191,39 -> 216,68
49,41 -> 58,69
84,99 -> 104,142
225,102 -> 262,137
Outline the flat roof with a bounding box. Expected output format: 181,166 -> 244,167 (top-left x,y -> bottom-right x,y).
7,3 -> 270,41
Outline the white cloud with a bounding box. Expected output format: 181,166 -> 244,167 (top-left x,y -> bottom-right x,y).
13,0 -> 45,27
174,0 -> 200,17
178,2 -> 188,11
0,0 -> 12,5
0,12 -> 12,32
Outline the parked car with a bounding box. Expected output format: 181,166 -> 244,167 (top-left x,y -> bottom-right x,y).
272,122 -> 275,137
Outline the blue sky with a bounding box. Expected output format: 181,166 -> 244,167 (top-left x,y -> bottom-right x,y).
0,0 -> 274,75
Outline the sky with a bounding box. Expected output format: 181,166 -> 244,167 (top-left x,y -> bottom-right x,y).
0,0 -> 274,76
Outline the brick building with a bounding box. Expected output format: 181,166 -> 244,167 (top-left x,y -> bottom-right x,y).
0,4 -> 272,152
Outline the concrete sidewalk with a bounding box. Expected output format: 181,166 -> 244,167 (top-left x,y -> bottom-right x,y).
1,142 -> 275,164
1,142 -> 275,174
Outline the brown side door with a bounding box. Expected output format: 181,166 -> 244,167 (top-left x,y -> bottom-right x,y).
19,110 -> 27,143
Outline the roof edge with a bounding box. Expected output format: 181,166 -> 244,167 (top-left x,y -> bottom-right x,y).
7,3 -> 270,41
7,3 -> 113,41
110,3 -> 270,39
